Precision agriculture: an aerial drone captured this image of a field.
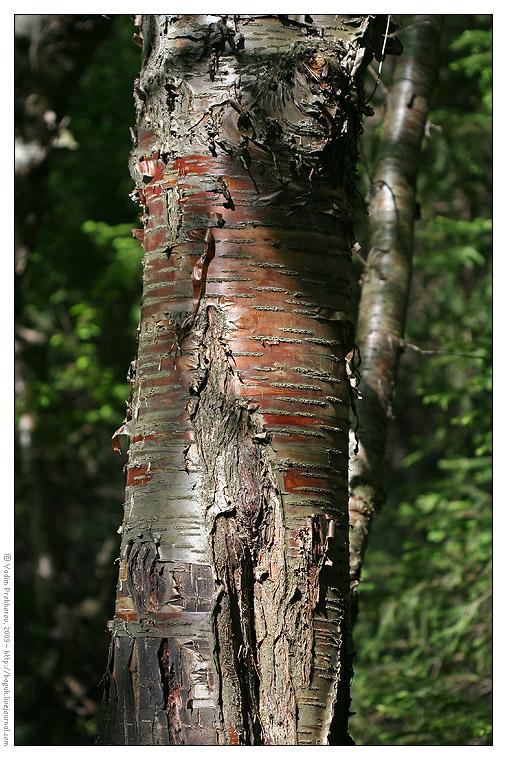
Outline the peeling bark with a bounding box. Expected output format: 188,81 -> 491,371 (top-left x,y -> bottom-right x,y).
348,15 -> 443,625
97,14 -> 387,745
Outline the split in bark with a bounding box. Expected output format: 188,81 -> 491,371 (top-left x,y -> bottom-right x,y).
97,14 -> 390,745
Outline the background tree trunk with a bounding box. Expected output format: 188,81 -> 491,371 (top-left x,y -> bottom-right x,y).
97,14 -> 387,745
348,15 -> 443,624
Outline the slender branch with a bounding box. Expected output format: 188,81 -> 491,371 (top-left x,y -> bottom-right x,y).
364,14 -> 391,105
388,20 -> 433,38
367,63 -> 389,98
400,340 -> 490,361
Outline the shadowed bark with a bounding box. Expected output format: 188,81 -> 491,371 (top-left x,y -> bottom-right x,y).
348,15 -> 443,625
97,14 -> 388,745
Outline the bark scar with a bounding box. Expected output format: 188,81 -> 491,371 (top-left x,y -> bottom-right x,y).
172,213 -> 225,351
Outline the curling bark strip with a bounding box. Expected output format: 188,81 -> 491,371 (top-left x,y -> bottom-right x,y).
348,15 -> 442,624
97,14 -> 387,745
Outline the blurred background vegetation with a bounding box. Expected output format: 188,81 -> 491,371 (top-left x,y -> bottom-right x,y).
14,14 -> 491,745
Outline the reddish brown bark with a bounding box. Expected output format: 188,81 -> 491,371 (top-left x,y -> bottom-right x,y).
97,14 -> 388,745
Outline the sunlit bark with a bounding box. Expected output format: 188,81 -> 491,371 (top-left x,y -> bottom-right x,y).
97,14 -> 386,745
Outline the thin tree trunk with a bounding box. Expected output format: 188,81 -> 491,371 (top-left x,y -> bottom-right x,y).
97,14 -> 386,745
348,15 -> 443,624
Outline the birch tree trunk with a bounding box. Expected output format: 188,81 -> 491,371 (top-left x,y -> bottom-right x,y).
97,14 -> 386,746
348,15 -> 443,624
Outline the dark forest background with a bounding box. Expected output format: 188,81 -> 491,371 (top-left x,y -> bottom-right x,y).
14,15 -> 492,745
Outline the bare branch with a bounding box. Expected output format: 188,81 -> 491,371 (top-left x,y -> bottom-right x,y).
400,340 -> 490,361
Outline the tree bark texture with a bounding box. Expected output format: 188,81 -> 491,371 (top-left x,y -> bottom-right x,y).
348,15 -> 443,624
97,14 -> 386,745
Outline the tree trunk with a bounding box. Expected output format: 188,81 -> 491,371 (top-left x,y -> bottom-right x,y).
348,15 -> 443,624
97,14 -> 387,746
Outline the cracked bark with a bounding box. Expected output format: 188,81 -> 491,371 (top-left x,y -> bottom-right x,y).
97,14 -> 387,746
348,15 -> 443,625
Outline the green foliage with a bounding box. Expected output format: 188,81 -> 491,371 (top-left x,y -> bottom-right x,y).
450,28 -> 492,112
350,15 -> 491,746
15,15 -> 141,745
15,14 -> 492,746
351,464 -> 491,745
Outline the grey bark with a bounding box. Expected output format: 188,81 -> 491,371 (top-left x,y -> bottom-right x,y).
348,15 -> 443,623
